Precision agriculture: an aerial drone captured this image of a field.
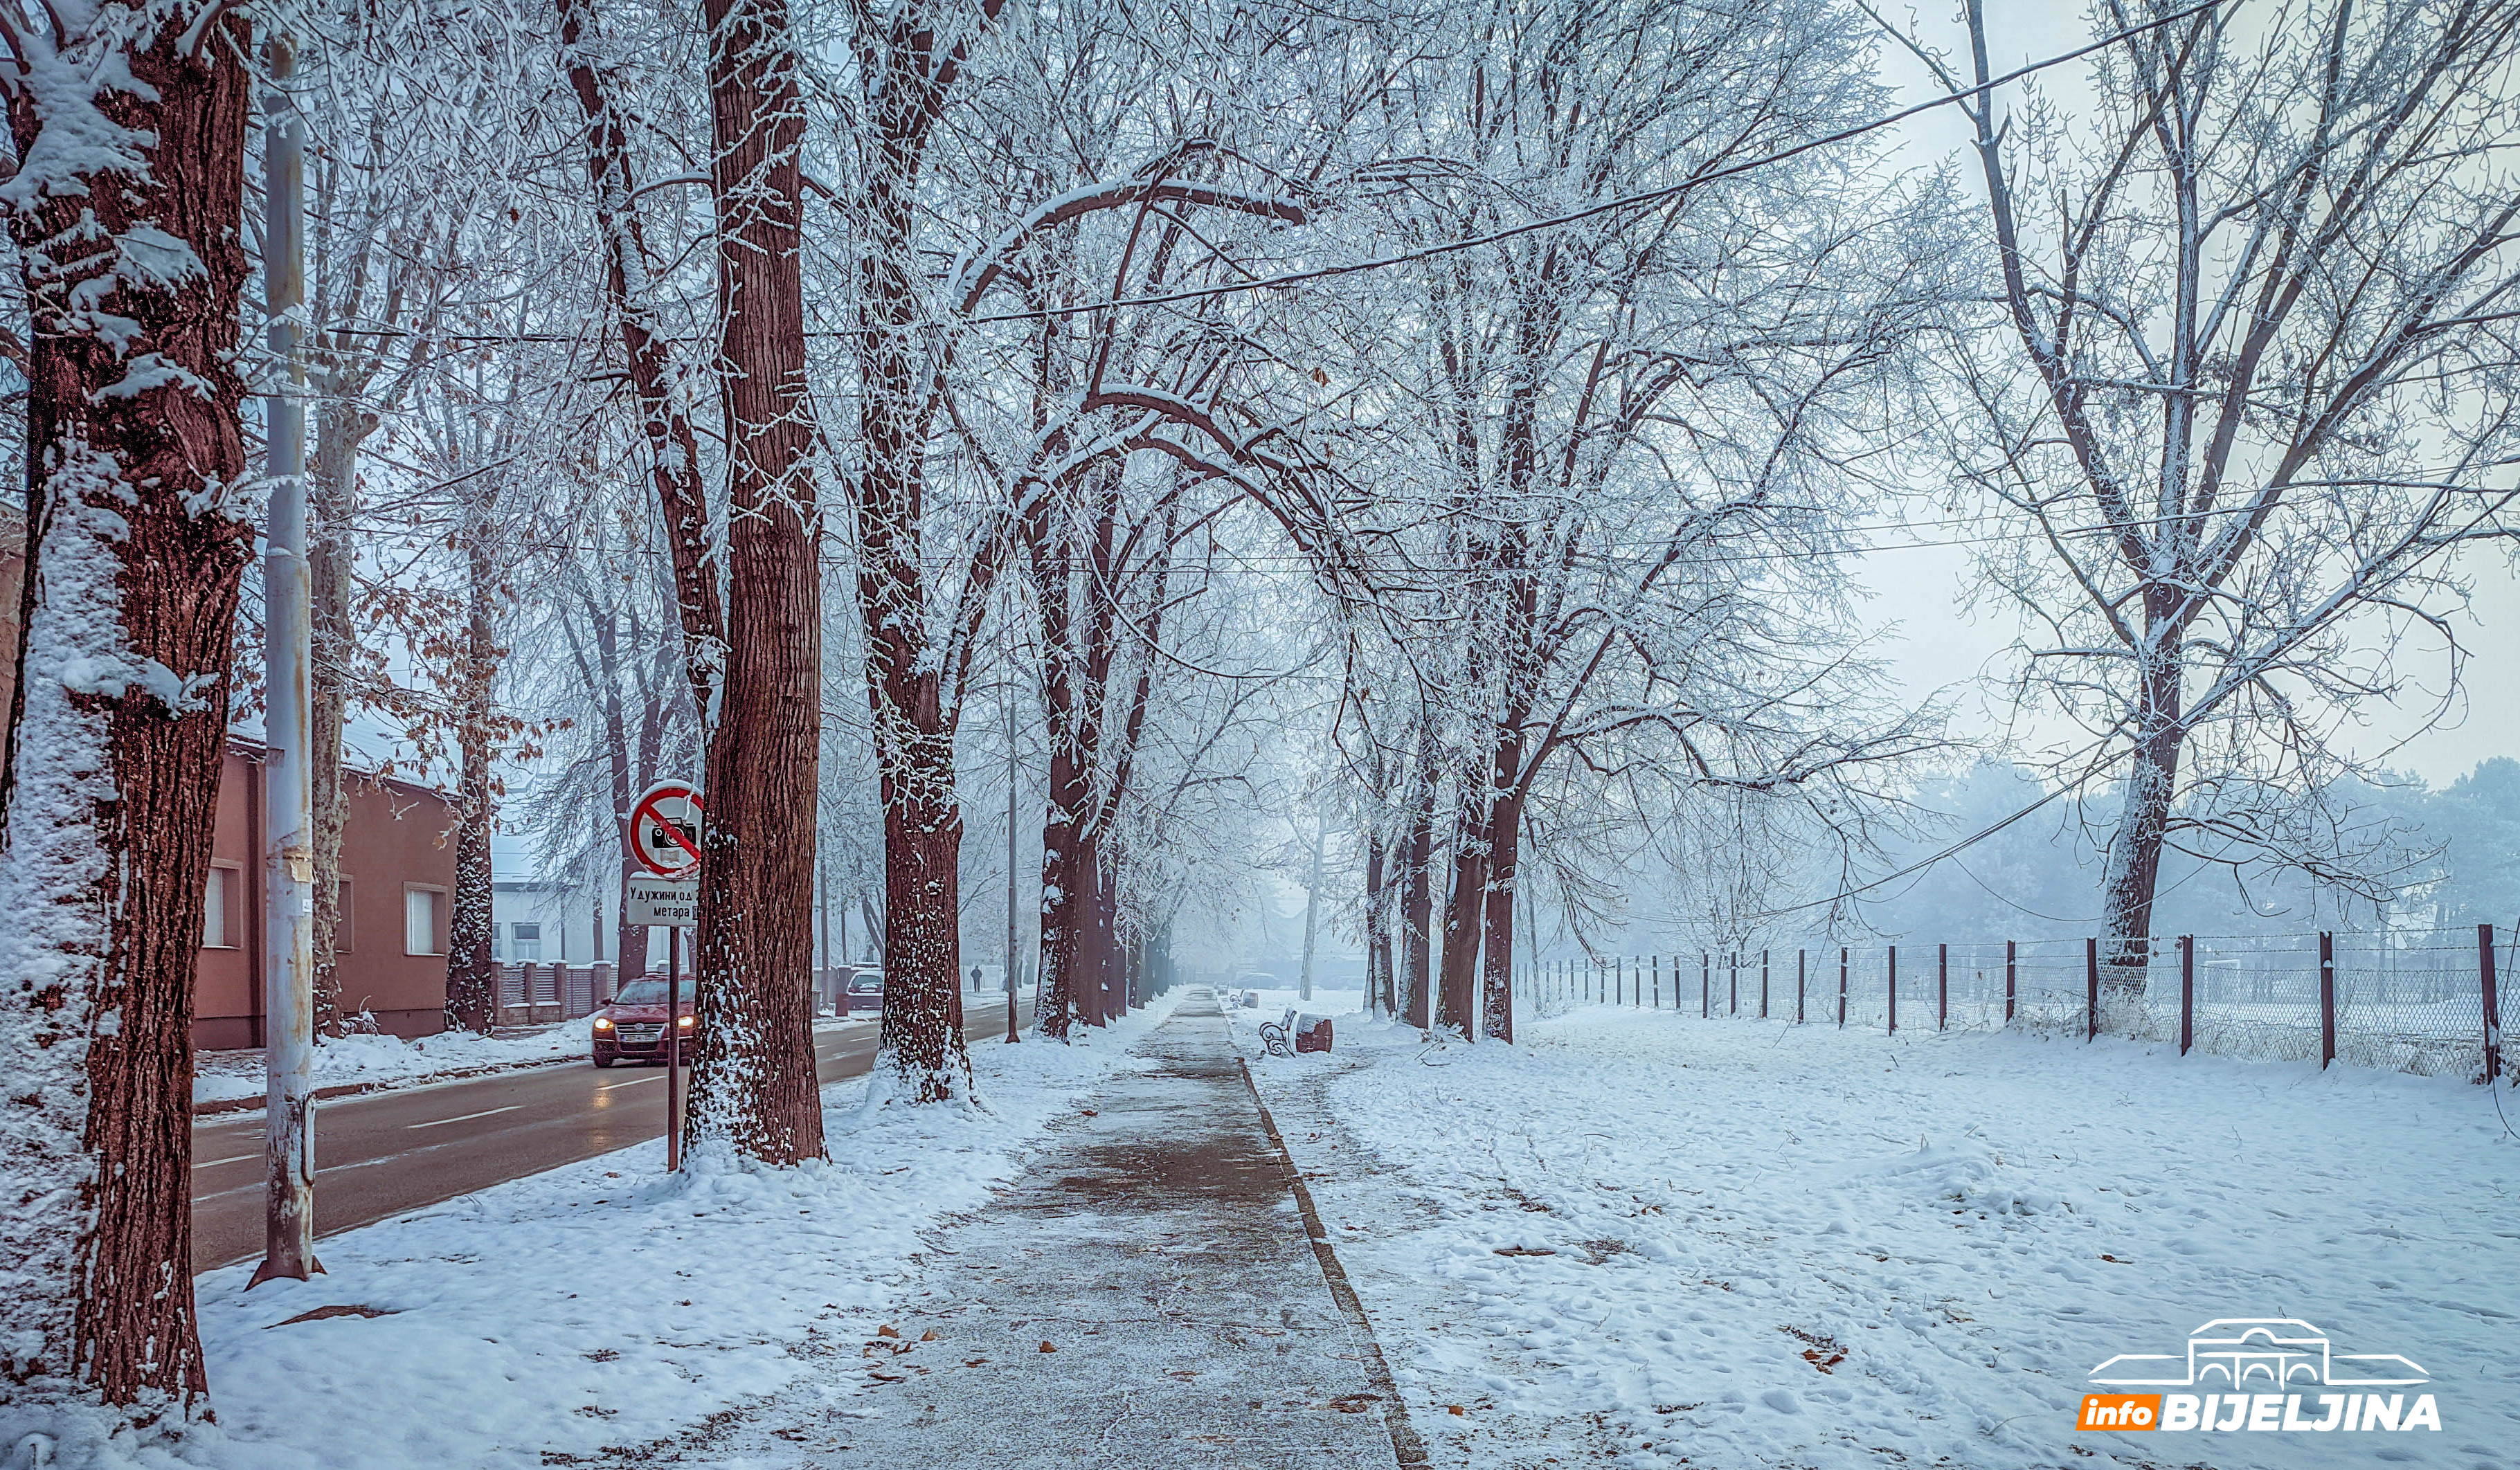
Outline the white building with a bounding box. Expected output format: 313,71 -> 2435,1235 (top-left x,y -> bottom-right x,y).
489,834 -> 606,967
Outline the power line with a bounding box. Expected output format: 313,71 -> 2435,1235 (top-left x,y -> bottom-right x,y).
497,482 -> 2505,574
312,2 -> 2222,345
954,0 -> 2224,326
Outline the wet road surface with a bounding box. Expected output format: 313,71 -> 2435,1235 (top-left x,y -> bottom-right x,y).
192,1004 -> 1028,1273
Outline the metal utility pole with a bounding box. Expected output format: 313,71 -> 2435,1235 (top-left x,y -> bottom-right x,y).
251,28 -> 319,1289
1298,817 -> 1325,1001
1003,649 -> 1020,1044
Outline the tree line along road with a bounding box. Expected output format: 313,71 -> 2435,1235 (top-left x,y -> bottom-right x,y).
190,1006 -> 1029,1273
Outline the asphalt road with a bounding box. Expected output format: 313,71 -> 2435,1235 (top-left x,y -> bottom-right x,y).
192,999 -> 1031,1274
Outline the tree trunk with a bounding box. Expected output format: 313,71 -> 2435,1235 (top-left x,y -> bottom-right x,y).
876,770 -> 969,1096
1400,754 -> 1436,1029
849,0 -> 999,1101
1035,792 -> 1087,1038
1480,790 -> 1521,1043
1032,494 -> 1090,1037
584,597 -> 650,981
446,539 -> 500,1034
1434,794 -> 1487,1041
685,0 -> 827,1163
1362,831 -> 1390,1017
2099,637 -> 2184,995
1097,851 -> 1122,1022
306,397 -> 368,1033
0,8 -> 251,1428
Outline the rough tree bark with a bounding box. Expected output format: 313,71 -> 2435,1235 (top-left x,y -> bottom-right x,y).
0,3 -> 251,1436
851,0 -> 1011,1100
1399,731 -> 1437,1029
1434,792 -> 1486,1040
306,396 -> 371,1031
684,0 -> 827,1161
1479,786 -> 1522,1042
445,530 -> 501,1033
1362,831 -> 1390,1017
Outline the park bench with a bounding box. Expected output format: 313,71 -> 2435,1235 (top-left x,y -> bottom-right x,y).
1258,1008 -> 1333,1057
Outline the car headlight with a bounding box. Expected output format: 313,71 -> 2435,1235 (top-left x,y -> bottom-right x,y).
677,1014 -> 694,1027
593,1017 -> 612,1030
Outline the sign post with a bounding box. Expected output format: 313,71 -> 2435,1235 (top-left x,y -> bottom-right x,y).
629,781 -> 701,1171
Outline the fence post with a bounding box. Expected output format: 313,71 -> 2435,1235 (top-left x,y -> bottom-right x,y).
2085,937 -> 2099,1042
2004,941 -> 2015,1024
1937,943 -> 1948,1032
1729,953 -> 1738,1015
2482,923 -> 2502,1085
1633,955 -> 1641,1009
1837,947 -> 1848,1028
2179,936 -> 2195,1055
1654,954 -> 1662,1008
1797,950 -> 1807,1023
1887,945 -> 1898,1035
2319,930 -> 2336,1070
1761,951 -> 1770,1019
1702,952 -> 1709,1017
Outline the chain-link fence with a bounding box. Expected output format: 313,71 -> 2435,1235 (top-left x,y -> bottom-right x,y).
1525,924 -> 2513,1085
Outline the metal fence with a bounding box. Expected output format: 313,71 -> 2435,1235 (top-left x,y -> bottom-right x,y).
495,961 -> 614,1027
1527,924 -> 2512,1085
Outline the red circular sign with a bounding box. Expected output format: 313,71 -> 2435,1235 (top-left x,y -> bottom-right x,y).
630,781 -> 704,877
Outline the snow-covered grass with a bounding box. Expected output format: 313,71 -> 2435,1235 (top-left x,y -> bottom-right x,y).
1247,1006 -> 2520,1470
144,992 -> 1184,1469
190,1022 -> 591,1107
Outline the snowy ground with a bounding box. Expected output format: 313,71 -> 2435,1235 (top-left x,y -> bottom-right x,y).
190,1022 -> 591,1107
1217,983 -> 1367,1028
144,994 -> 1183,1469
1245,1005 -> 2520,1470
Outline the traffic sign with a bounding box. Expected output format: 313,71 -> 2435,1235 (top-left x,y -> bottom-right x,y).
630,781 -> 703,877
625,877 -> 697,927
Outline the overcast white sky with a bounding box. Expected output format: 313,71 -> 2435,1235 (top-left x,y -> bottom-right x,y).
1853,4 -> 2519,789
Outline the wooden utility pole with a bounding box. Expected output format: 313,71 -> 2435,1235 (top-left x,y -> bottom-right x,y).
253,26 -> 320,1289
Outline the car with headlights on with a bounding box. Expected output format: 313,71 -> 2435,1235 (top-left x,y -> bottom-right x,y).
591,977 -> 695,1067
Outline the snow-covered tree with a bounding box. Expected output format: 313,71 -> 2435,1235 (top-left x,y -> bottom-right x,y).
1900,0 -> 2520,988
0,0 -> 253,1444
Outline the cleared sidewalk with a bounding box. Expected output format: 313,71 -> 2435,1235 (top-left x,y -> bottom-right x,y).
683,989 -> 1419,1469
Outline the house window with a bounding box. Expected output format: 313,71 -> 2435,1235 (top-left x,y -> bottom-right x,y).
511,921 -> 542,962
405,887 -> 444,956
203,866 -> 233,947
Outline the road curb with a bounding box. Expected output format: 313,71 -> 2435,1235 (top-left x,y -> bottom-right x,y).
1239,1052 -> 1430,1468
190,1053 -> 584,1118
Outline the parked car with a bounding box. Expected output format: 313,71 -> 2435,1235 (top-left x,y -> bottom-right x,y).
591,977 -> 695,1067
843,970 -> 885,1015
